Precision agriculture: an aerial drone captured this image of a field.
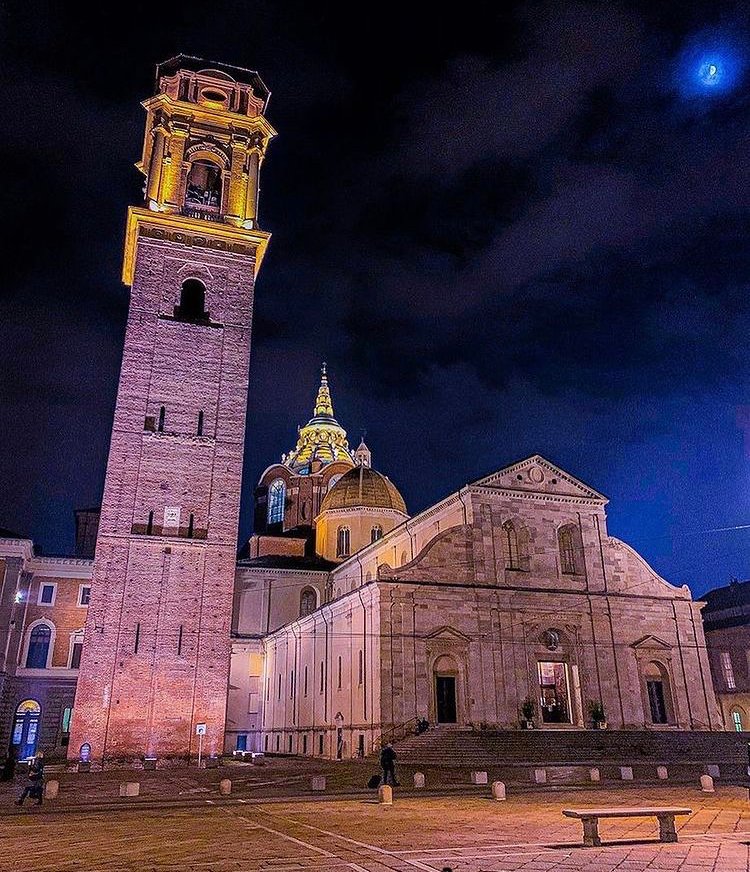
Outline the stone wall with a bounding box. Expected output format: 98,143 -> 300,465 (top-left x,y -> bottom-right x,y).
69,235 -> 259,766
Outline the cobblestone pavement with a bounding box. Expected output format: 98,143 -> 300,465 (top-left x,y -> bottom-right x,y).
3,785 -> 750,871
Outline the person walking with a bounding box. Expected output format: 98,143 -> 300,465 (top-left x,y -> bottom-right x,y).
379,742 -> 399,786
15,751 -> 44,806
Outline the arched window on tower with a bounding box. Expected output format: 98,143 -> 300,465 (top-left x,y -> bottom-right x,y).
184,159 -> 222,217
336,526 -> 350,558
300,588 -> 317,617
174,279 -> 209,324
267,479 -> 286,527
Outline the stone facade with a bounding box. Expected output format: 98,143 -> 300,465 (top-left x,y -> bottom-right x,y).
261,456 -> 722,756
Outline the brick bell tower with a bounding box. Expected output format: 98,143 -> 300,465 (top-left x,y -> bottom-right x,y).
69,56 -> 276,766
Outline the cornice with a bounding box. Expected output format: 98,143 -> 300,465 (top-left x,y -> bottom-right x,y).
142,94 -> 278,140
469,484 -> 606,507
122,206 -> 271,285
31,557 -> 93,579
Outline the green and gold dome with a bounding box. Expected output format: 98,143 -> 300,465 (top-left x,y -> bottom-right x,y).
283,364 -> 355,473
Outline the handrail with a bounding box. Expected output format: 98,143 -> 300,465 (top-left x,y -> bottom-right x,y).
373,716 -> 420,752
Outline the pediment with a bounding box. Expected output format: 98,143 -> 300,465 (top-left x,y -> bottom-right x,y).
630,634 -> 672,650
424,625 -> 472,643
471,455 -> 607,503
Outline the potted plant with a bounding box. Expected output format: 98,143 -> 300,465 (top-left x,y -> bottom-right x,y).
588,700 -> 607,729
520,697 -> 536,729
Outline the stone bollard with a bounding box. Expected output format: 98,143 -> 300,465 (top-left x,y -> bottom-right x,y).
378,784 -> 393,805
706,764 -> 720,778
533,768 -> 547,784
657,766 -> 668,780
311,775 -> 326,792
219,779 -> 232,796
471,771 -> 488,785
620,766 -> 633,781
119,782 -> 140,797
589,768 -> 600,782
700,774 -> 715,793
491,780 -> 506,801
44,780 -> 59,800
413,772 -> 425,788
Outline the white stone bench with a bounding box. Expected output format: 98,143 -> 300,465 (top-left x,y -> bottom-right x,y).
562,806 -> 692,847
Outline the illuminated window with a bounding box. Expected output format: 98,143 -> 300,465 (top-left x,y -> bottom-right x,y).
26,624 -> 52,669
300,588 -> 316,617
558,525 -> 578,575
61,706 -> 72,746
721,651 -> 736,689
732,710 -> 744,731
370,525 -> 383,543
336,526 -> 350,558
267,479 -> 286,526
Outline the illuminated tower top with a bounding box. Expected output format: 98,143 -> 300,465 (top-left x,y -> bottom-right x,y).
123,54 -> 277,285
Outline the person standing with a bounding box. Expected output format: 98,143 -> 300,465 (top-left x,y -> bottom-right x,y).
15,751 -> 44,806
379,742 -> 399,786
0,744 -> 17,782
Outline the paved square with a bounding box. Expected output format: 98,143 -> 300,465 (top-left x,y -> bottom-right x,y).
3,785 -> 750,871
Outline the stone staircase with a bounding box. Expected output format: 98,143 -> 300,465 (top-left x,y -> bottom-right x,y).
393,728 -> 750,769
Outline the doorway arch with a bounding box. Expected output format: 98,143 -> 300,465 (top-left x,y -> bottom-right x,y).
11,699 -> 41,760
433,655 -> 459,724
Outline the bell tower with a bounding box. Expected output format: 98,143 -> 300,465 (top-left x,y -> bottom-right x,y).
69,56 -> 276,765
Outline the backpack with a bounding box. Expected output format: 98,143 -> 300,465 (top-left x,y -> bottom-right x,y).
367,773 -> 381,789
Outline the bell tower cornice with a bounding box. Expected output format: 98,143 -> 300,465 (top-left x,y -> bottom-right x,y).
122,207 -> 271,286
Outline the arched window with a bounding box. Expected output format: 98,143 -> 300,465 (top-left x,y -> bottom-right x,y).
184,159 -> 222,213
558,524 -> 579,575
336,526 -> 350,558
11,700 -> 41,760
370,525 -> 383,543
503,521 -> 519,570
731,709 -> 745,732
174,279 -> 209,323
300,588 -> 316,617
267,479 -> 286,526
26,624 -> 52,669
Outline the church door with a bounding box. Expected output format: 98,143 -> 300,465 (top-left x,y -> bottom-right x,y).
647,680 -> 668,724
436,676 -> 457,723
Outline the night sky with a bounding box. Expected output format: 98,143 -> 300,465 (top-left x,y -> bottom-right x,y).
2,2 -> 749,596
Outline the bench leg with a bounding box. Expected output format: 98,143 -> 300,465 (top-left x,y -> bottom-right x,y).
657,814 -> 677,843
582,817 -> 601,847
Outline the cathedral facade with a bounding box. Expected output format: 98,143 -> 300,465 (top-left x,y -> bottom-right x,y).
0,57 -> 724,767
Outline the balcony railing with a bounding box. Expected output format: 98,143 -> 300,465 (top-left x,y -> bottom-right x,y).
181,205 -> 224,223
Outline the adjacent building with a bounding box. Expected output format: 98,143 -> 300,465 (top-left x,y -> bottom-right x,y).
702,579 -> 750,732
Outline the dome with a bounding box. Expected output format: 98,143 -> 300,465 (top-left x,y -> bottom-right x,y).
320,465 -> 407,514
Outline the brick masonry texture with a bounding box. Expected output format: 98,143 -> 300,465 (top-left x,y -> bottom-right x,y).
68,234 -> 258,764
